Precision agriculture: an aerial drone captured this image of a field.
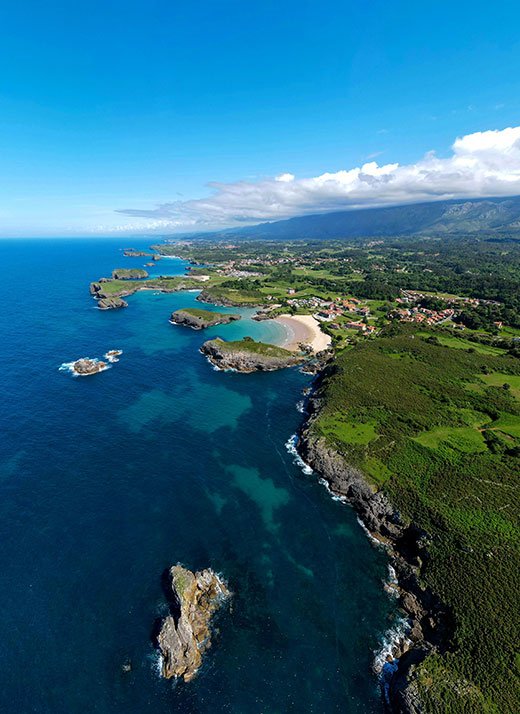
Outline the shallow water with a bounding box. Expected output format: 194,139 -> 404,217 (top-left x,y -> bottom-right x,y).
0,239 -> 395,713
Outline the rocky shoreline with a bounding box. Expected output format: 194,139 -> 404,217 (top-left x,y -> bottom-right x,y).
297,375 -> 452,714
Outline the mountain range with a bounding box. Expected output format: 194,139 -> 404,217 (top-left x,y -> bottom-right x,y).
184,195 -> 520,240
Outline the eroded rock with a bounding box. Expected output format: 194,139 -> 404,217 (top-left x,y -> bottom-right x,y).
158,565 -> 230,682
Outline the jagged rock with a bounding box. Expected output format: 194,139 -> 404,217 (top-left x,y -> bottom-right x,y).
72,358 -> 107,376
97,297 -> 128,310
158,565 -> 230,682
201,338 -> 306,372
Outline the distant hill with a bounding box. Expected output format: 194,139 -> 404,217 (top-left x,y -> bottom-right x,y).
185,196 -> 520,240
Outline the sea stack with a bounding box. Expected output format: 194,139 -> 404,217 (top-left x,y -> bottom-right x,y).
157,565 -> 230,682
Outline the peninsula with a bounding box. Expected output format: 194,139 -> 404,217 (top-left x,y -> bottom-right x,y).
170,307 -> 241,330
201,336 -> 306,372
89,275 -> 204,307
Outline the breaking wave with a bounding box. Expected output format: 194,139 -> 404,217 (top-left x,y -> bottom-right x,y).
285,434 -> 313,475
373,616 -> 411,674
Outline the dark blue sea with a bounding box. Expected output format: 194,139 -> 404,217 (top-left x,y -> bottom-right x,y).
0,239 -> 396,713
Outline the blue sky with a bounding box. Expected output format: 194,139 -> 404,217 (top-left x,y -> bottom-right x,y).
1,0 -> 519,235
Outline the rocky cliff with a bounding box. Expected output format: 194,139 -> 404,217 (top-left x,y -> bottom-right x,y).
171,309 -> 241,330
299,390 -> 452,714
157,565 -> 230,682
201,338 -> 305,372
111,268 -> 148,280
97,297 -> 128,310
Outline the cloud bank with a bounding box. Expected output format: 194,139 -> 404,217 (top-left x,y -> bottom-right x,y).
116,126 -> 520,231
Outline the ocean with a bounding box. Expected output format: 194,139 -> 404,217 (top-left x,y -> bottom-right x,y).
0,239 -> 396,713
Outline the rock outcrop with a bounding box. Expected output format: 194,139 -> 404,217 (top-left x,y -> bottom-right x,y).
158,565 -> 230,682
201,338 -> 306,372
97,297 -> 128,310
170,309 -> 241,330
71,358 -> 108,376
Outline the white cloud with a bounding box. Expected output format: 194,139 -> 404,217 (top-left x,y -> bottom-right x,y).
115,126 -> 520,232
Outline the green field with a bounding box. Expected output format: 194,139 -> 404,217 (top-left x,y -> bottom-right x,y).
480,372 -> 520,399
209,337 -> 294,357
311,326 -> 520,713
318,415 -> 378,445
417,331 -> 506,356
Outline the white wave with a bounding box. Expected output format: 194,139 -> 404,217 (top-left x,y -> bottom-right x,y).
373,616 -> 411,673
104,349 -> 123,363
318,477 -> 348,504
356,516 -> 387,548
200,351 -> 235,372
387,564 -> 398,585
383,563 -> 400,598
285,434 -> 313,475
58,361 -> 79,376
296,400 -> 305,413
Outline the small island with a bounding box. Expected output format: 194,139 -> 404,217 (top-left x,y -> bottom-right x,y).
123,249 -> 153,258
157,565 -> 230,682
170,307 -> 241,330
201,336 -> 306,372
71,358 -> 108,376
111,268 -> 149,280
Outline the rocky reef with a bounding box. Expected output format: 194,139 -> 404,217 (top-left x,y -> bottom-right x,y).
104,349 -> 123,363
97,296 -> 128,310
71,358 -> 108,376
298,387 -> 452,714
111,268 -> 148,280
201,337 -> 306,372
170,308 -> 241,330
157,565 -> 230,682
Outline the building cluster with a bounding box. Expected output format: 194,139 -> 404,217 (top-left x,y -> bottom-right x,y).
399,290 -> 499,308
391,305 -> 455,326
217,268 -> 265,278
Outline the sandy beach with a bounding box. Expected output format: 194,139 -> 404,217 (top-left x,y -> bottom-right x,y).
274,314 -> 331,353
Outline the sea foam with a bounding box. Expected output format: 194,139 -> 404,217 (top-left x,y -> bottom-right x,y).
373,616 -> 411,673
285,434 -> 313,475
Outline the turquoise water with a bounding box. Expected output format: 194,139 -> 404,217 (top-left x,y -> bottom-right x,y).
0,239 -> 395,713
